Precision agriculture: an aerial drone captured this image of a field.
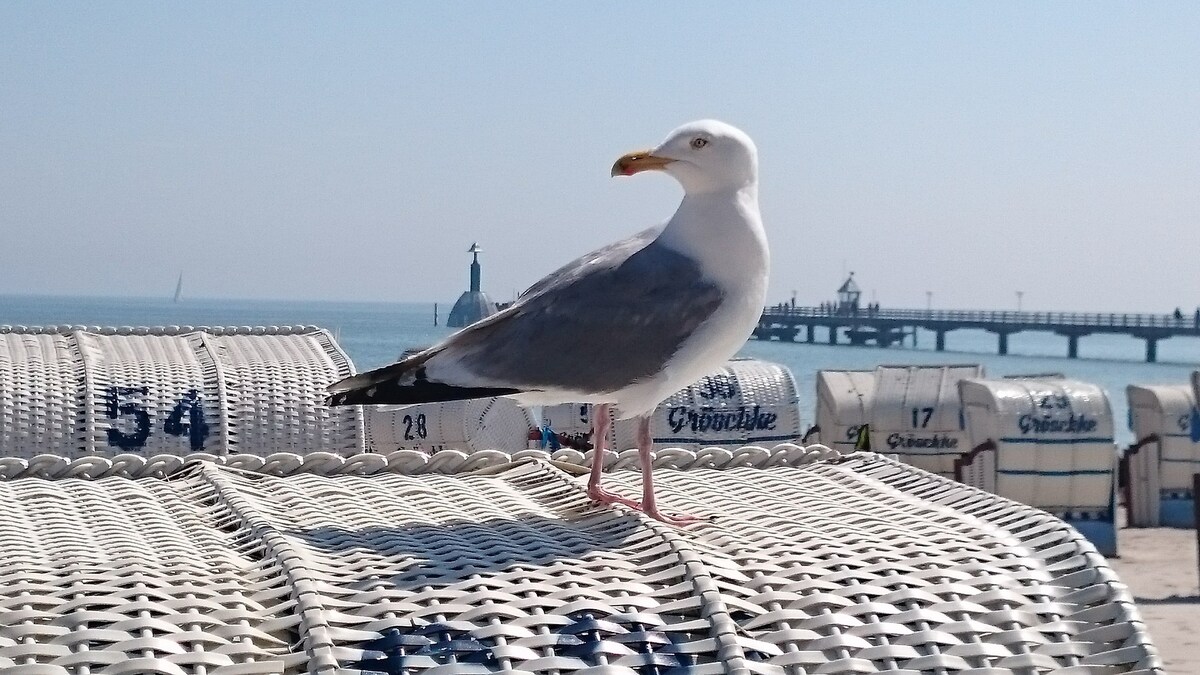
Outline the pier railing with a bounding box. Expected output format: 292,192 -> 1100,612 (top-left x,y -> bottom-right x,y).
765,306 -> 1199,330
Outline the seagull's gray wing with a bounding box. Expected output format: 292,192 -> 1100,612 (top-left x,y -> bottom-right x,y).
326,228 -> 724,405
447,229 -> 725,393
518,227 -> 661,299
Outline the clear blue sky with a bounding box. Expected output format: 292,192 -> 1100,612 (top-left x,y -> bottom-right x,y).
1,2 -> 1197,312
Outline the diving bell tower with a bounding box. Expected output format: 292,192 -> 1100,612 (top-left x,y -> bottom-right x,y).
446,243 -> 499,328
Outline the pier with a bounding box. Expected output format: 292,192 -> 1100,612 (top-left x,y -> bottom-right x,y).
754,305 -> 1200,362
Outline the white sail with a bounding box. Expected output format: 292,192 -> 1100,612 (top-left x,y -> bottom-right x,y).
173,273 -> 183,303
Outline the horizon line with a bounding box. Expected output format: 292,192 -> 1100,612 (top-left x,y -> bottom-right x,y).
0,290 -> 1194,318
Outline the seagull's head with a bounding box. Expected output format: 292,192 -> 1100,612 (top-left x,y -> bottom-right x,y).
611,119 -> 757,194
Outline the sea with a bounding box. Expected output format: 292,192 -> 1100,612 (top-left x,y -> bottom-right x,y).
3,294 -> 1198,447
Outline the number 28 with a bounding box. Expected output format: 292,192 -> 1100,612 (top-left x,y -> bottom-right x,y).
403,413 -> 428,440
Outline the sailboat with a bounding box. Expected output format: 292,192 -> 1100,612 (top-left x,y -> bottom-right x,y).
172,273 -> 183,303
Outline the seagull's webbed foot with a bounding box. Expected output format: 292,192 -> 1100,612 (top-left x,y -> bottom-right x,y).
586,410 -> 714,525
590,483 -> 710,525
641,506 -> 713,527
587,483 -> 642,510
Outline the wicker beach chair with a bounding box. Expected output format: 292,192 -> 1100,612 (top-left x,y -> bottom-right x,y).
0,446 -> 1162,673
0,325 -> 363,457
868,364 -> 983,479
365,397 -> 537,454
610,357 -> 803,451
958,377 -> 1119,557
1126,383 -> 1199,527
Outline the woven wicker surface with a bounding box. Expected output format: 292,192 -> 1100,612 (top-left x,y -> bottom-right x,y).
0,446 -> 1161,674
0,325 -> 363,458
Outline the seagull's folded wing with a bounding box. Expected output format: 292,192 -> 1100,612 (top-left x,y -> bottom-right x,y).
426,229 -> 725,394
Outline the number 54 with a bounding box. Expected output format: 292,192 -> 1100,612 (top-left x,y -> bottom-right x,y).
105,386 -> 210,451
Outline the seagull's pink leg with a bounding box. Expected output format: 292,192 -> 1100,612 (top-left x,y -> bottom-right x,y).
636,415 -> 709,526
586,403 -> 641,509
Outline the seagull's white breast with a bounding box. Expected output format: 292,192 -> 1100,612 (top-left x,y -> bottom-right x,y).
608,186 -> 769,418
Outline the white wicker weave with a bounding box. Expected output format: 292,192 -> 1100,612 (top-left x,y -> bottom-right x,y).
0,446 -> 1162,674
0,325 -> 363,457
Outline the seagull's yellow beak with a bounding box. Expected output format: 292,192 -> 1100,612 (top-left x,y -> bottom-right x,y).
611,149 -> 674,177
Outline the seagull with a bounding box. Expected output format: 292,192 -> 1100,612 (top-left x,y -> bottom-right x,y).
326,119 -> 769,525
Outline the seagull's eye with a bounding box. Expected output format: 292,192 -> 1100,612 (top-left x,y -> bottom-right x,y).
690,137 -> 709,150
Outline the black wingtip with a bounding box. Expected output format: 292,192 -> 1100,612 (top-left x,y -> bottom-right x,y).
324,380 -> 523,407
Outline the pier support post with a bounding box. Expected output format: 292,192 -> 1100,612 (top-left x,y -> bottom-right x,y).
1146,338 -> 1158,363
935,330 -> 946,352
806,324 -> 815,343
828,326 -> 838,345
998,332 -> 1009,355
1053,331 -> 1088,359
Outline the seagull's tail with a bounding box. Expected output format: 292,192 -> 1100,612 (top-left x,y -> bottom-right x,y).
324,354 -> 520,407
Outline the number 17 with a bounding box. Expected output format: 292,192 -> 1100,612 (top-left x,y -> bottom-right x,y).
911,407 -> 933,428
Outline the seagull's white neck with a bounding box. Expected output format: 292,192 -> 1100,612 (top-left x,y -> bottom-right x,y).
656,184 -> 768,289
